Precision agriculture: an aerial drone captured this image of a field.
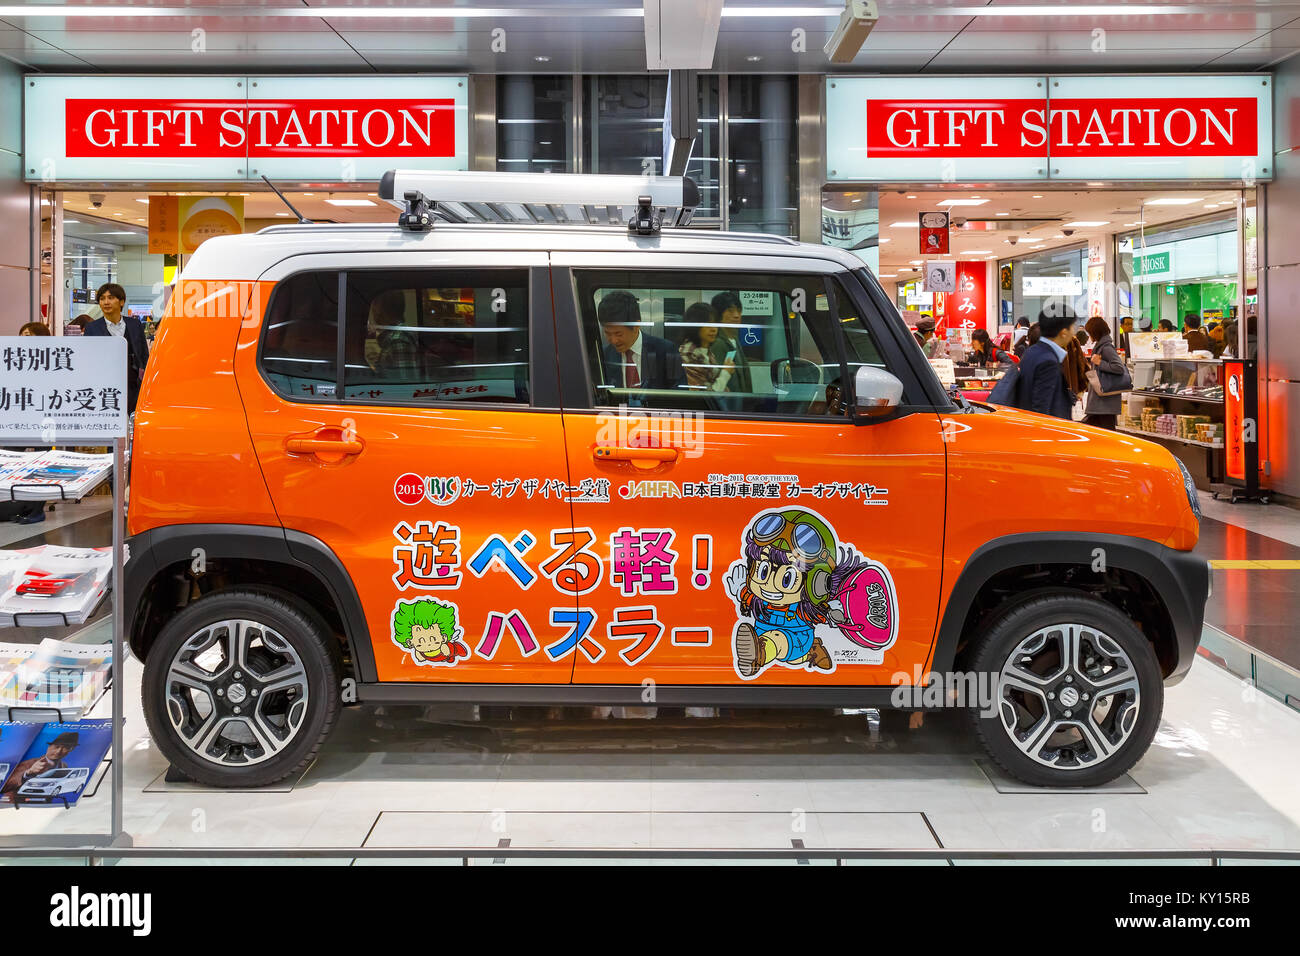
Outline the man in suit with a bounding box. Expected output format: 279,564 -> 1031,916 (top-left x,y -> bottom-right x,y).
707,292 -> 753,396
599,291 -> 686,400
84,282 -> 149,415
1018,308 -> 1078,420
1182,313 -> 1212,353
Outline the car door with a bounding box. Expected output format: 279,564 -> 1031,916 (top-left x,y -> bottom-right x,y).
551,252 -> 948,688
236,251 -> 580,685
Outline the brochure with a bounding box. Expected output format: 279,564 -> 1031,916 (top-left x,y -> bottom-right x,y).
0,721 -> 41,796
0,545 -> 112,627
0,450 -> 113,501
1,719 -> 112,807
0,637 -> 112,718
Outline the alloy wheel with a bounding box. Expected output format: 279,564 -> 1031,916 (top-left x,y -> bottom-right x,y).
164,618 -> 311,768
996,622 -> 1141,772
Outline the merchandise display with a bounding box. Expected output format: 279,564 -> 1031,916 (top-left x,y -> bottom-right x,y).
0,450 -> 113,501
0,719 -> 112,807
0,546 -> 112,627
0,638 -> 112,718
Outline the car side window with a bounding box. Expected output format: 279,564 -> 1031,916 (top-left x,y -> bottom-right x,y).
260,268 -> 530,406
261,271 -> 340,401
573,269 -> 867,419
342,269 -> 529,405
827,276 -> 891,403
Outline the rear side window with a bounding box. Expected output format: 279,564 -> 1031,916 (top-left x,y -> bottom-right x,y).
260,268 -> 530,406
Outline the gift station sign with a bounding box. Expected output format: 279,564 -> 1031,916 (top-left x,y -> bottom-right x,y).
826,75 -> 1272,182
25,75 -> 469,182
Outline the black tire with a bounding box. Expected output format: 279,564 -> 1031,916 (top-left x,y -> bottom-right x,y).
142,589 -> 342,788
967,590 -> 1163,789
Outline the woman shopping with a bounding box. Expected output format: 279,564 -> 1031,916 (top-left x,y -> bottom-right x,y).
1082,315 -> 1128,430
969,328 -> 1017,367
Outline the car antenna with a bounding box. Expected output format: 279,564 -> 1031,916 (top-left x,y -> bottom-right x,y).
261,175 -> 311,224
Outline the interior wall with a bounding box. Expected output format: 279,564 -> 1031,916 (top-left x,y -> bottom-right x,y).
1266,58 -> 1300,497
0,59 -> 31,334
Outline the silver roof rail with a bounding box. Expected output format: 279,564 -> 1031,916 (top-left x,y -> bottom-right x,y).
379,169 -> 700,234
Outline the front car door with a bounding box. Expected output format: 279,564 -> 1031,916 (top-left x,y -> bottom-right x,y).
551,252 -> 949,690
236,251 -> 580,686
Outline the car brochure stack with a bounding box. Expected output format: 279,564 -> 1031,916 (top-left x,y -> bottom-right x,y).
0,719 -> 112,807
0,449 -> 113,501
0,545 -> 112,627
0,637 -> 112,719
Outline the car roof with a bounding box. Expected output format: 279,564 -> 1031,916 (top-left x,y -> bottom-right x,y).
179,223 -> 872,282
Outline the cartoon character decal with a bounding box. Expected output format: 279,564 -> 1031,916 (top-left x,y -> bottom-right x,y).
391,597 -> 471,667
726,507 -> 898,680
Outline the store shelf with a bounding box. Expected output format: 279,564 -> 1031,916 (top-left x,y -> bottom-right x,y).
1116,426 -> 1225,449
1130,389 -> 1224,405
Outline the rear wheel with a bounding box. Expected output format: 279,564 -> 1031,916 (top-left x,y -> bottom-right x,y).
142,590 -> 341,788
968,591 -> 1162,788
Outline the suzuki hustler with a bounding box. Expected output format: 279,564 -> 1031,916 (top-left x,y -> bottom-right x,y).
124,171 -> 1209,789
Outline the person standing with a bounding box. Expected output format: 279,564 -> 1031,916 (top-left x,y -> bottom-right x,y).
1182,313 -> 1212,353
84,282 -> 149,415
707,292 -> 753,398
1018,309 -> 1078,419
1082,316 -> 1125,430
1118,315 -> 1134,355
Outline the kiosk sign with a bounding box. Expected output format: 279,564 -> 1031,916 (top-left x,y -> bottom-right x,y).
0,338 -> 128,443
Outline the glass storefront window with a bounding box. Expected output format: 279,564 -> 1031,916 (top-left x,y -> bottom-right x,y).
1116,213 -> 1240,353
582,75 -> 720,220
728,75 -> 797,237
999,245 -> 1087,327
497,76 -> 572,173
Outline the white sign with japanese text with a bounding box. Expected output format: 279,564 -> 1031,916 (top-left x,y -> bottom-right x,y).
0,337 -> 128,442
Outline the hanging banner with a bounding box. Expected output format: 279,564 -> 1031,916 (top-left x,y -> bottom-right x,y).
942,261 -> 987,331
919,211 -> 950,255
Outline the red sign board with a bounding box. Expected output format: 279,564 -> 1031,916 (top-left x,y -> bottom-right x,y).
63,98 -> 457,158
1224,360 -> 1246,481
865,97 -> 1258,159
919,211 -> 949,254
941,262 -> 987,334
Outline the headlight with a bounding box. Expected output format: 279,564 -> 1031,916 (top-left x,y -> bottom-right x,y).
1175,457 -> 1201,521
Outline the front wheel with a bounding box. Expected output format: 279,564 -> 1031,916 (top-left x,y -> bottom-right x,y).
968,591 -> 1163,788
142,590 -> 342,788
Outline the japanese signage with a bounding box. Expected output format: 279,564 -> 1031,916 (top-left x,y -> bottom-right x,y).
24,74 -> 469,182
924,261 -> 956,294
0,338 -> 128,442
149,195 -> 244,255
941,262 -> 987,331
825,74 -> 1272,182
1133,250 -> 1176,283
919,211 -> 949,255
1022,275 -> 1083,297
1224,360 -> 1246,482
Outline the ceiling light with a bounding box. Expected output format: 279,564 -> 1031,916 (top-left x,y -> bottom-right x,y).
325,199 -> 376,207
1203,204 -> 1219,208
878,273 -> 897,278
112,212 -> 122,216
275,212 -> 291,217
1031,194 -> 1043,199
302,192 -> 314,196
1145,197 -> 1203,205
63,219 -> 80,224
888,221 -> 919,228
906,194 -> 917,199
963,250 -> 991,254
136,218 -> 145,222
1123,222 -> 1142,227
995,212 -> 1010,216
1087,181 -> 1105,187
1063,220 -> 1109,227
534,55 -> 551,63
878,237 -> 891,243
910,259 -> 923,265
135,198 -> 149,204
937,199 -> 989,207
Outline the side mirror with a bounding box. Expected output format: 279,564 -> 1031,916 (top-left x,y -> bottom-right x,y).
853,366 -> 904,421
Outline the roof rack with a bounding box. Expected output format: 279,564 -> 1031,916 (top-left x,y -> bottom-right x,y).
379,169 -> 699,235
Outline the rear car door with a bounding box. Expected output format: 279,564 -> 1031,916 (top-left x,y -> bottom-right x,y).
236,251 -> 580,686
551,252 -> 948,688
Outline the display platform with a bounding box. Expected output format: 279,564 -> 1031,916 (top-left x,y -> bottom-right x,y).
2,643 -> 1297,862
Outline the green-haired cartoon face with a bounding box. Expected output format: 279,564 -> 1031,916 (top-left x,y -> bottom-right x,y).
392,599 -> 459,659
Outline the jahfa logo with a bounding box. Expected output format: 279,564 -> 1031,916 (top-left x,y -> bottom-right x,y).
619,480 -> 682,499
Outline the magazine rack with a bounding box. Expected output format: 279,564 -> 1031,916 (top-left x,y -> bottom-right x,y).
0,438 -> 127,849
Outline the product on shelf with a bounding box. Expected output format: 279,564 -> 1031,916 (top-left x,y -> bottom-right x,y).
0,637 -> 112,718
0,450 -> 113,501
0,546 -> 112,626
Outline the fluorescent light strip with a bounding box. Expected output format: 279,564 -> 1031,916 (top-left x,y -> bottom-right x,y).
0,4 -> 649,17
937,199 -> 989,207
1146,197 -> 1204,206
1062,220 -> 1109,227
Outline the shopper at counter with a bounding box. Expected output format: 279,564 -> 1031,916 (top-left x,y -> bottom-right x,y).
1082,316 -> 1124,430
916,317 -> 942,358
1183,314 -> 1211,353
85,282 -> 150,415
1018,310 -> 1078,420
1158,319 -> 1176,332
970,328 -> 1016,367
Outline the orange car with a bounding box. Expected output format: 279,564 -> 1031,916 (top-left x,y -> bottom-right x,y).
125,171 -> 1208,789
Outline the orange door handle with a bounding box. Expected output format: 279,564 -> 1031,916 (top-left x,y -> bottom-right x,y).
285,438 -> 364,455
593,446 -> 680,470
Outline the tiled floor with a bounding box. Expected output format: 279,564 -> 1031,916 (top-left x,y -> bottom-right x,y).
2,649 -> 1298,859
